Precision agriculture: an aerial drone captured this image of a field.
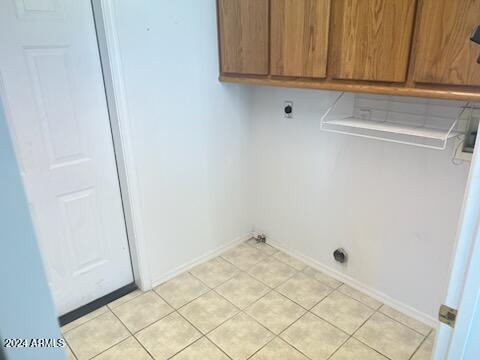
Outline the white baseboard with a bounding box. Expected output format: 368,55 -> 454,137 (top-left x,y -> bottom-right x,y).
150,232 -> 252,289
267,238 -> 439,329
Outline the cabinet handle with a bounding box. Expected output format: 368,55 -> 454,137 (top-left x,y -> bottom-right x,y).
471,25 -> 480,45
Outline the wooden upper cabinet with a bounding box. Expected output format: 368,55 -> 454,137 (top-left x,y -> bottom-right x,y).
271,0 -> 331,78
217,0 -> 269,75
330,0 -> 416,82
413,0 -> 480,86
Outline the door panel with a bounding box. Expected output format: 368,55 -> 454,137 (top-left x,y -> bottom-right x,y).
330,0 -> 416,82
271,0 -> 331,78
0,0 -> 133,315
218,0 -> 269,75
25,47 -> 88,166
414,0 -> 480,86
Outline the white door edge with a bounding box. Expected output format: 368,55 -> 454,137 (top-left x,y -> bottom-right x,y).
91,0 -> 151,291
433,117 -> 480,358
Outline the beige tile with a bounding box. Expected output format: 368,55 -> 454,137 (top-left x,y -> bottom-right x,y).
246,239 -> 279,256
215,272 -> 270,309
276,272 -> 332,309
221,244 -> 266,271
111,291 -> 173,333
411,335 -> 434,360
311,291 -> 375,334
380,305 -> 432,335
61,306 -> 108,333
274,251 -> 307,271
171,337 -> 229,360
355,312 -> 425,360
190,257 -> 238,288
251,338 -> 309,360
64,312 -> 129,360
330,338 -> 388,360
208,313 -> 274,360
93,337 -> 152,360
245,291 -> 305,334
178,291 -> 239,333
280,313 -> 348,360
248,257 -> 297,288
136,312 -> 201,360
154,272 -> 209,309
338,284 -> 383,310
303,266 -> 343,289
65,344 -> 77,360
107,290 -> 143,309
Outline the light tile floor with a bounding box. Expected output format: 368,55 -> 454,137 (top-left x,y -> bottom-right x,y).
62,240 -> 435,360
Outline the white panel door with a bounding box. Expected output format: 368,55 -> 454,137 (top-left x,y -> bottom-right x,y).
0,0 -> 134,315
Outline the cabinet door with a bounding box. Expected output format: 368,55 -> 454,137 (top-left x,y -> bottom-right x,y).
217,0 -> 269,75
330,0 -> 416,82
413,0 -> 480,86
271,0 -> 331,78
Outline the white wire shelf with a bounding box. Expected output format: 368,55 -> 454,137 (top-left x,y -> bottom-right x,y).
323,118 -> 459,140
320,93 -> 464,150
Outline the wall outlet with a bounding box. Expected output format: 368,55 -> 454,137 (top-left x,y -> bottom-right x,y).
284,101 -> 293,118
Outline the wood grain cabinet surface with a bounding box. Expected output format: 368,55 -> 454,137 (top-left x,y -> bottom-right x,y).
216,0 -> 480,101
413,0 -> 480,86
271,0 -> 331,78
330,0 -> 416,82
217,0 -> 269,75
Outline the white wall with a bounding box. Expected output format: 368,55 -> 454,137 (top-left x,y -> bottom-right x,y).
111,0 -> 471,323
112,0 -> 252,284
249,86 -> 471,320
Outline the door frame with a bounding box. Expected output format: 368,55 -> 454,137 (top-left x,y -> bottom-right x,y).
90,0 -> 151,291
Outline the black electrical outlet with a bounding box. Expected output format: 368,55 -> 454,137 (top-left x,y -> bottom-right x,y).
284,101 -> 293,118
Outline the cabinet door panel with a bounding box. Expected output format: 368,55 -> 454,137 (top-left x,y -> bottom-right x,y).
414,0 -> 480,86
330,0 -> 416,82
218,0 -> 269,75
271,0 -> 331,78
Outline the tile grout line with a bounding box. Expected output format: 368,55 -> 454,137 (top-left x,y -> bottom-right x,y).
107,305 -> 157,360
64,340 -> 79,360
112,291 -> 176,335
64,308 -> 125,360
376,308 -> 433,337
407,334 -> 429,360
250,242 -> 420,360
61,306 -> 110,335
274,313 -> 319,359
265,240 -> 434,335
345,306 -> 396,360
65,241 -> 322,358
155,241 -> 412,359
172,310 -> 234,360
325,333 -> 352,360
246,335 -> 313,360
187,256 -> 243,289
265,242 -> 433,338
150,286 -> 246,358
65,240 -> 433,360
178,293 -> 242,336
106,289 -> 143,311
